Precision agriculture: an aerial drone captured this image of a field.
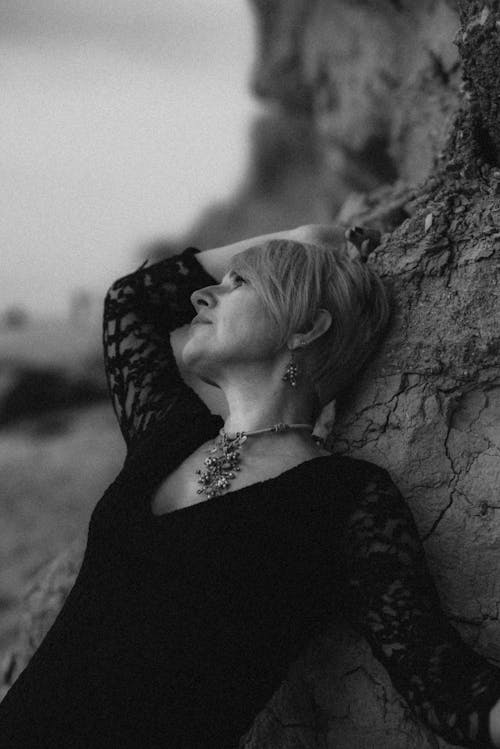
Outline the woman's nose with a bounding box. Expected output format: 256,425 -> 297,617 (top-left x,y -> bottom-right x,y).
190,285 -> 215,309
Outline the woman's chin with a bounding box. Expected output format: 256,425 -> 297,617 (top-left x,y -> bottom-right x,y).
181,338 -> 222,388
180,344 -> 198,370
181,343 -> 209,377
184,361 -> 219,388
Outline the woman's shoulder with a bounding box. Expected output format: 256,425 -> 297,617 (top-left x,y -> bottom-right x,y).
301,452 -> 388,504
325,451 -> 391,482
321,452 -> 404,512
327,454 -> 413,528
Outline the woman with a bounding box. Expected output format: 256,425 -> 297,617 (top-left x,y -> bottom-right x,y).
1,224 -> 500,748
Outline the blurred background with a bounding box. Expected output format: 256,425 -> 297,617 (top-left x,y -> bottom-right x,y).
0,0 -> 262,655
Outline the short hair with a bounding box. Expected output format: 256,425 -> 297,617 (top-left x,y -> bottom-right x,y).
231,238 -> 391,419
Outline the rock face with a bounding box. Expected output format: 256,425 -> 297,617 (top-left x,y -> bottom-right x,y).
251,0 -> 460,190
3,2 -> 500,748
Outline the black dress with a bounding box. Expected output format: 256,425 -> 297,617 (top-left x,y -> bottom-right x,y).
1,247 -> 500,748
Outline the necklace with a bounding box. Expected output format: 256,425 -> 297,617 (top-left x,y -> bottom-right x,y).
195,423 -> 322,499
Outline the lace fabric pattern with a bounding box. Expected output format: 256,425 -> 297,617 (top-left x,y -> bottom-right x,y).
102,247 -> 217,449
102,247 -> 500,748
343,464 -> 500,748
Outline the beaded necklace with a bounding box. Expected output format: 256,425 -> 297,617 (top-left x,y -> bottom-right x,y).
195,423 -> 322,499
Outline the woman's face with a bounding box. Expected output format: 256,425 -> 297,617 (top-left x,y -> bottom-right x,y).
181,268 -> 283,386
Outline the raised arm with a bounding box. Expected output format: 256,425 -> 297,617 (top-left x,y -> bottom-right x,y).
194,223 -> 349,280
103,247 -> 219,449
342,462 -> 500,748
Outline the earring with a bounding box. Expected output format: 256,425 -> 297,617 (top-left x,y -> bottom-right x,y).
282,341 -> 305,388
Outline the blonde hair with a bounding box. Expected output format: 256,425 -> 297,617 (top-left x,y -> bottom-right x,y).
231,238 -> 391,419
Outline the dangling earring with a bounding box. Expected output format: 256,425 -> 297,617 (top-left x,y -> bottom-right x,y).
282,341 -> 305,388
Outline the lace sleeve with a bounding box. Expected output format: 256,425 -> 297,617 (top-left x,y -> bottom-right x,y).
343,463 -> 500,748
102,247 -> 218,448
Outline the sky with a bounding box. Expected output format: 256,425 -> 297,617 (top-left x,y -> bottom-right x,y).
0,0 -> 258,316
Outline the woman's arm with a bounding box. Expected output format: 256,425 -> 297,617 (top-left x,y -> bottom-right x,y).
195,224 -> 348,281
341,461 -> 500,748
103,247 -> 219,449
195,227 -> 302,281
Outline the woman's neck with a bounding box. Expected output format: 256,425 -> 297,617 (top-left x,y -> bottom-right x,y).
222,387 -> 315,436
222,408 -> 324,461
222,427 -> 327,462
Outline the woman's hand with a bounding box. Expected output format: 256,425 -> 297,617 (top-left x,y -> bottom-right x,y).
292,224 -> 382,260
312,398 -> 336,447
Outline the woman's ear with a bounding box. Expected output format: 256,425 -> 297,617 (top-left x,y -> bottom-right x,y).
290,308 -> 332,348
309,308 -> 332,343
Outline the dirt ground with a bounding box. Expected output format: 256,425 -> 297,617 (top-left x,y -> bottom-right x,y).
0,403 -> 125,656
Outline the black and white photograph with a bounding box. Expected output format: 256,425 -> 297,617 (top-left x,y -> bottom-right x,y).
1,2 -> 500,747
